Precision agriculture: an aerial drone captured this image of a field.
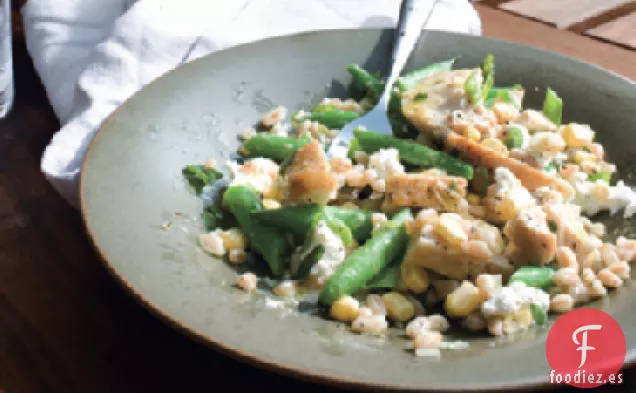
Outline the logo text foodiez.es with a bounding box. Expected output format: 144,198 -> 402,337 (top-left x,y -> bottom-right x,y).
546,308 -> 626,388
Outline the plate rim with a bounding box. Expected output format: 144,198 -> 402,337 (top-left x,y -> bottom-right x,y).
79,28 -> 636,392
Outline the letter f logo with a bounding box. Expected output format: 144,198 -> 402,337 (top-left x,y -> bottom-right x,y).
572,324 -> 602,368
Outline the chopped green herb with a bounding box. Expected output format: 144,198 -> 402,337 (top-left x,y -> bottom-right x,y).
548,220 -> 558,233
365,264 -> 401,289
544,162 -> 558,173
542,87 -> 563,127
414,92 -> 428,101
505,125 -> 525,149
449,181 -> 457,191
509,266 -> 555,290
481,54 -> 495,101
589,172 -> 611,184
182,164 -> 223,194
465,72 -> 481,105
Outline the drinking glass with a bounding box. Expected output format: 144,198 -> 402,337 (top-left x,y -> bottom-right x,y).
0,0 -> 13,118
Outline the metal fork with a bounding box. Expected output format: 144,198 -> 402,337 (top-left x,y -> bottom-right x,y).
326,0 -> 441,159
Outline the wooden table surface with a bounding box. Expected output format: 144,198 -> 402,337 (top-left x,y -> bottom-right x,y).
2,4 -> 636,393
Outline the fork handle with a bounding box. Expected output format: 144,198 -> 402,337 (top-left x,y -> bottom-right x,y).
380,0 -> 440,107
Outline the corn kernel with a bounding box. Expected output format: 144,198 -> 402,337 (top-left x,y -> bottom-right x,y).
467,192 -> 482,206
513,306 -> 533,329
382,292 -> 415,322
330,295 -> 360,322
475,274 -> 502,302
262,199 -> 281,210
434,213 -> 468,248
574,150 -> 598,164
464,125 -> 481,142
444,281 -> 481,318
561,123 -> 594,148
400,264 -> 430,294
221,228 -> 248,251
481,138 -> 507,154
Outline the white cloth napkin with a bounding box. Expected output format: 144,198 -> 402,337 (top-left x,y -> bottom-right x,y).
22,0 -> 482,207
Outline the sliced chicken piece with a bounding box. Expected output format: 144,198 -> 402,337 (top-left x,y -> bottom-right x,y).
284,140 -> 337,205
504,205 -> 557,266
284,139 -> 329,174
386,173 -> 467,211
446,132 -> 575,200
401,68 -> 483,137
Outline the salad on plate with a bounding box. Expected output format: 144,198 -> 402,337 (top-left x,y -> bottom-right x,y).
182,55 -> 636,357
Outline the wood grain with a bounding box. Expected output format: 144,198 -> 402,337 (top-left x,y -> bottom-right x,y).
587,12 -> 636,50
477,4 -> 636,81
1,5 -> 636,393
499,0 -> 636,29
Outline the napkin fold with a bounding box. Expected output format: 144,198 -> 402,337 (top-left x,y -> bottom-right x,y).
22,0 -> 482,207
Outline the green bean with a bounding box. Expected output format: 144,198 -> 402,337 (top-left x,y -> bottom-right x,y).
251,205 -> 323,237
347,138 -> 363,160
325,207 -> 374,242
480,53 -> 495,101
318,209 -> 413,306
311,104 -> 338,113
251,205 -> 374,242
326,218 -> 354,247
398,58 -> 457,89
530,303 -> 547,326
543,87 -> 563,127
508,266 -> 555,290
202,204 -> 237,231
353,128 -> 474,179
241,134 -> 311,163
292,246 -> 325,280
464,72 -> 481,105
346,64 -> 384,100
293,109 -> 359,129
589,171 -> 611,184
182,164 -> 222,193
365,263 -> 401,289
505,125 -> 525,149
222,186 -> 289,277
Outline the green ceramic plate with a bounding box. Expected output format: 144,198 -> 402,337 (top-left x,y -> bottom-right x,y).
80,30 -> 636,391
